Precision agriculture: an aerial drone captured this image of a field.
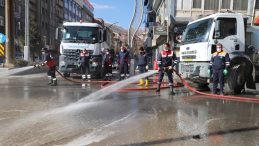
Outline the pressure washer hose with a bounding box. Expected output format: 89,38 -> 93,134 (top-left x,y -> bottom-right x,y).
55,70 -> 170,85
172,69 -> 259,103
56,69 -> 259,103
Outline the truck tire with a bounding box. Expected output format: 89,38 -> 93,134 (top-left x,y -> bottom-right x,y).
227,65 -> 245,94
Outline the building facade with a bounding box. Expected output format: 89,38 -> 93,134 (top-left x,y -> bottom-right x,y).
144,0 -> 259,65
64,0 -> 81,21
81,0 -> 94,22
64,0 -> 94,22
0,0 -> 4,34
1,0 -> 95,60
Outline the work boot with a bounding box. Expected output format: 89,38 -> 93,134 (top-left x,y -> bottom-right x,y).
137,79 -> 144,86
145,79 -> 149,87
156,85 -> 161,92
120,75 -> 125,80
220,91 -> 225,95
51,78 -> 57,86
82,75 -> 86,81
48,76 -> 52,85
104,75 -> 108,81
108,73 -> 113,81
170,86 -> 175,95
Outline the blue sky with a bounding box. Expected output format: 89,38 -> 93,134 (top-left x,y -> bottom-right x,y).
89,0 -> 134,29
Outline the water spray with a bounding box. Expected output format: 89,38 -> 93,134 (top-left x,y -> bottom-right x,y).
0,66 -> 35,77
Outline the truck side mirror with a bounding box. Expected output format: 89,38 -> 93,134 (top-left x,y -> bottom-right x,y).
103,29 -> 107,42
99,30 -> 103,43
214,20 -> 221,39
55,27 -> 62,40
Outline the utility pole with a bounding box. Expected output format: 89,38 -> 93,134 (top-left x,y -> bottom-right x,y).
5,0 -> 15,68
24,0 -> 30,61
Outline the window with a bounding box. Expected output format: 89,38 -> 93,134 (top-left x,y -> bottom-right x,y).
221,0 -> 230,9
215,18 -> 237,39
233,0 -> 248,10
182,18 -> 213,44
193,0 -> 202,8
256,0 -> 259,9
65,0 -> 68,8
204,0 -> 219,10
0,16 -> 4,26
62,26 -> 99,44
0,0 -> 4,7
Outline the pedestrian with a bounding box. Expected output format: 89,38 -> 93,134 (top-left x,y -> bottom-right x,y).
79,49 -> 90,80
41,48 -> 57,86
102,48 -> 113,80
208,43 -> 230,95
117,46 -> 130,80
156,43 -> 178,94
137,47 -> 149,86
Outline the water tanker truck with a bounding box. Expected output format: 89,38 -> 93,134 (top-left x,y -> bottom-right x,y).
179,13 -> 259,94
55,20 -> 109,78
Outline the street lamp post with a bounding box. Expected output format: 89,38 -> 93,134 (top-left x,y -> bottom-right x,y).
24,0 -> 30,62
5,0 -> 15,68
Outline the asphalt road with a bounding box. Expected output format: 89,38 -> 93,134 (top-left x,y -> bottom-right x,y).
0,74 -> 258,146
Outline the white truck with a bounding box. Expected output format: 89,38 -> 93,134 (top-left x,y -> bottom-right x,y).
179,13 -> 259,94
56,21 -> 109,78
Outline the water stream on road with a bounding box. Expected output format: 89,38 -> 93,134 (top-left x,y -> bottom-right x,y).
0,70 -> 157,145
0,66 -> 34,77
61,70 -> 157,112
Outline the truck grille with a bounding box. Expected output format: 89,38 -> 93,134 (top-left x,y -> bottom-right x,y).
63,49 -> 80,62
181,64 -> 195,73
63,49 -> 93,62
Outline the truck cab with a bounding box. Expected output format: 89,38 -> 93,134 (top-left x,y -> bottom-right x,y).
180,13 -> 259,94
57,22 -> 107,78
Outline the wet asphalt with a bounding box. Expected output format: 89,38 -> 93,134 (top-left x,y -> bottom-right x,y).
0,74 -> 258,146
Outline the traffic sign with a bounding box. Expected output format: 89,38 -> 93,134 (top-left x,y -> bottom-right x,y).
0,44 -> 4,56
0,33 -> 6,44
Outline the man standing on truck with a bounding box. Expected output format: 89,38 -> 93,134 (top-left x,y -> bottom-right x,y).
208,43 -> 230,95
156,43 -> 178,94
41,48 -> 57,86
102,48 -> 113,80
79,49 -> 90,80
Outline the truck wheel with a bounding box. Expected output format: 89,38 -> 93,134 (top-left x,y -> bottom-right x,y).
63,73 -> 70,78
227,65 -> 245,94
197,83 -> 210,91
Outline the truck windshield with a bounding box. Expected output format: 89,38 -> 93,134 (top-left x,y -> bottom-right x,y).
182,18 -> 213,45
62,26 -> 99,43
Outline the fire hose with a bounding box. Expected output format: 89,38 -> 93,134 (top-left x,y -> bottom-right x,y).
55,69 -> 179,91
36,65 -> 259,103
172,69 -> 259,103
